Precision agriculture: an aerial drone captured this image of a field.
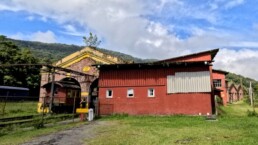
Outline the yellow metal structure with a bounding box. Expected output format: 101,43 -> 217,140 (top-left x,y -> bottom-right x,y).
37,103 -> 49,113
54,47 -> 125,68
76,108 -> 89,113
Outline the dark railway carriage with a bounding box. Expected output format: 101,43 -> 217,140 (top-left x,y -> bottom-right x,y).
42,78 -> 81,113
0,86 -> 29,100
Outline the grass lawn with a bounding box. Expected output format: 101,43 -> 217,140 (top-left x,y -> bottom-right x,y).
0,101 -> 38,118
87,101 -> 258,145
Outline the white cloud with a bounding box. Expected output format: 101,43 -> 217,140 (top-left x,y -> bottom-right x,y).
26,16 -> 34,21
40,16 -> 47,22
62,24 -> 85,36
0,0 -> 257,80
225,0 -> 245,9
214,48 -> 258,80
31,30 -> 56,43
10,30 -> 57,43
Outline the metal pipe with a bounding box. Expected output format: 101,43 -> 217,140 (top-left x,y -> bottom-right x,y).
49,68 -> 55,113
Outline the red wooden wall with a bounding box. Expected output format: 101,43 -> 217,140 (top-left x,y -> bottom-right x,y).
212,71 -> 228,105
98,66 -> 213,115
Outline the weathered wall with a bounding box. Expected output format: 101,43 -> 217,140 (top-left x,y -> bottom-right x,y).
39,57 -> 97,100
228,85 -> 238,103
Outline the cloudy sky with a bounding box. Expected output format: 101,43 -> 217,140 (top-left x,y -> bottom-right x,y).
0,0 -> 258,80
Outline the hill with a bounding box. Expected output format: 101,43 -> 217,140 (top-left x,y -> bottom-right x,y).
7,38 -> 153,63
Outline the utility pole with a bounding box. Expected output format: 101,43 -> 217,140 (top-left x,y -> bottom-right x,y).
49,68 -> 55,113
249,81 -> 253,108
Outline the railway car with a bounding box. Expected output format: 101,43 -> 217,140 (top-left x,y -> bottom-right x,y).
0,86 -> 29,100
42,79 -> 81,113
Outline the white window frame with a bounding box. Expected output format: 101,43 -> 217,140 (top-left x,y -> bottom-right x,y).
127,88 -> 134,98
106,89 -> 113,98
148,88 -> 155,97
213,79 -> 222,88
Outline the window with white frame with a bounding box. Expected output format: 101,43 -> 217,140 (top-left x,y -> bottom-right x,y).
213,79 -> 222,88
127,88 -> 134,98
106,89 -> 113,98
148,88 -> 155,97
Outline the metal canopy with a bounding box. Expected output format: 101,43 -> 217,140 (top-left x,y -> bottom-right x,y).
0,64 -> 95,77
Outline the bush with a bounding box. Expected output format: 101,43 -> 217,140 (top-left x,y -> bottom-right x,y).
247,109 -> 257,117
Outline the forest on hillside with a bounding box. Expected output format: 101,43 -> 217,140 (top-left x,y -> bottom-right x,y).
1,35 -> 258,96
7,38 -> 154,63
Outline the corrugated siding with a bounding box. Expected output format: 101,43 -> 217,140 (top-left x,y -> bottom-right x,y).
167,71 -> 211,93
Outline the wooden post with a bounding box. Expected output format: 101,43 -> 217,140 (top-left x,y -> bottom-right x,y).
72,93 -> 76,122
2,91 -> 9,116
41,97 -> 45,125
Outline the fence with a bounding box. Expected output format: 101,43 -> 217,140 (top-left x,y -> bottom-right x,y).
0,96 -> 38,117
0,95 -> 98,128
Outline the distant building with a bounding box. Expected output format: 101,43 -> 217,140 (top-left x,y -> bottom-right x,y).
97,49 -> 220,115
227,83 -> 244,103
212,70 -> 228,105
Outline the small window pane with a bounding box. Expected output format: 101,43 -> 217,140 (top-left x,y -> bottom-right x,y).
148,88 -> 155,97
127,89 -> 134,97
106,89 -> 113,98
213,79 -> 222,88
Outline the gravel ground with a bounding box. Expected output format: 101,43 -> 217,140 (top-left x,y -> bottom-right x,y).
21,121 -> 110,145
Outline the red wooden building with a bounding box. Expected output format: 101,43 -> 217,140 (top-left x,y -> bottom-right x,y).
212,70 -> 228,106
228,83 -> 244,103
97,49 -> 221,115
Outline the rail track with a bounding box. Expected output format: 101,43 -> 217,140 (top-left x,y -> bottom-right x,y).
0,115 -> 39,127
0,114 -> 76,127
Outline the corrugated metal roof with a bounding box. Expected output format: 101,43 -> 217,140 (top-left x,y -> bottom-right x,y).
95,61 -> 211,70
213,69 -> 228,74
158,48 -> 219,63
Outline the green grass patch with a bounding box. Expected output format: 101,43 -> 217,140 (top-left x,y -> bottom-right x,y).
0,101 -> 38,118
87,101 -> 258,145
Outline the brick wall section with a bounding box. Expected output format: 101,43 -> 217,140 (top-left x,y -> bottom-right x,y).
39,57 -> 98,102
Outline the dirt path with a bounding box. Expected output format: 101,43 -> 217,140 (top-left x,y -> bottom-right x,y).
21,121 -> 110,145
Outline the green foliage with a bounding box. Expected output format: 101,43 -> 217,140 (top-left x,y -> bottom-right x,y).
7,37 -> 83,63
247,109 -> 257,117
0,101 -> 38,118
5,35 -> 156,64
0,36 -> 40,95
83,32 -> 101,47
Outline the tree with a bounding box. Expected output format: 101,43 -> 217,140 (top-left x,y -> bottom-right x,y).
83,32 -> 101,47
0,35 -> 41,95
